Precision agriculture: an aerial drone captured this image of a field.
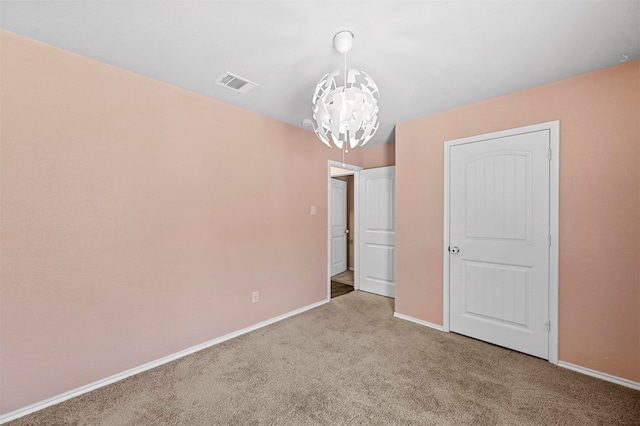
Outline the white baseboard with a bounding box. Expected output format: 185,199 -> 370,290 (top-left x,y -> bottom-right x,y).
557,361 -> 640,391
393,312 -> 444,331
0,298 -> 330,424
392,315 -> 640,391
390,313 -> 639,391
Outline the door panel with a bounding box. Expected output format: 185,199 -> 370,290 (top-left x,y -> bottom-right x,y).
366,177 -> 394,231
462,261 -> 530,328
465,153 -> 530,241
359,167 -> 396,298
449,130 -> 550,359
331,178 -> 347,276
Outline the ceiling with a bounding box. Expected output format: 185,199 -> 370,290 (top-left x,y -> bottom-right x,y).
2,1 -> 639,146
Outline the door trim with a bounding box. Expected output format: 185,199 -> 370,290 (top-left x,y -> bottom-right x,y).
328,160 -> 363,299
443,121 -> 560,364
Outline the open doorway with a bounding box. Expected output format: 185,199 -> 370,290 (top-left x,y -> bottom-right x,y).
328,161 -> 362,299
330,174 -> 354,297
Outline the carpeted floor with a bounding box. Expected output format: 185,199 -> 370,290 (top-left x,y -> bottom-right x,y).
9,291 -> 640,425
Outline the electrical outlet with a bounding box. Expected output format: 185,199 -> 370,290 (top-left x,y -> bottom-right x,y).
252,291 -> 259,303
311,205 -> 317,215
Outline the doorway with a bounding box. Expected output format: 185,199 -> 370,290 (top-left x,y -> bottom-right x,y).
330,175 -> 353,297
328,161 -> 361,299
443,121 -> 559,363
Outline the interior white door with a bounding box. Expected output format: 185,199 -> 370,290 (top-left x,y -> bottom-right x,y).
359,166 -> 396,298
330,178 -> 348,276
449,130 -> 550,359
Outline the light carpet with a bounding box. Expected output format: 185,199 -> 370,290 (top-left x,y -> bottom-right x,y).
9,291 -> 639,425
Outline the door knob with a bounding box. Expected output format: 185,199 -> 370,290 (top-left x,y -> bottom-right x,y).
345,229 -> 350,234
449,246 -> 460,254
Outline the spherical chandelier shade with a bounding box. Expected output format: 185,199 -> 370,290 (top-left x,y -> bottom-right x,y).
312,69 -> 380,149
311,31 -> 380,150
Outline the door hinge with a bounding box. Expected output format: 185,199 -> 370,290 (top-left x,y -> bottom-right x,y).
548,148 -> 552,161
545,320 -> 551,332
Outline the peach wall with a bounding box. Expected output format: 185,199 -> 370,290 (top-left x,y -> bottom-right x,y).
0,31 -> 364,414
363,142 -> 395,168
396,60 -> 640,382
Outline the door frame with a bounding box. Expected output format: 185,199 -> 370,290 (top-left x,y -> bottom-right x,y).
442,121 -> 560,364
327,160 -> 363,300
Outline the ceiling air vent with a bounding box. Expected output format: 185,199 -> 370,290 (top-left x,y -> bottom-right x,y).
215,72 -> 258,94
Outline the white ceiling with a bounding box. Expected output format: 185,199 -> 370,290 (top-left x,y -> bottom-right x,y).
2,1 -> 639,146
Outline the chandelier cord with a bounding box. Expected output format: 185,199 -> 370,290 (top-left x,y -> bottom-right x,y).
343,51 -> 349,155
344,51 -> 347,90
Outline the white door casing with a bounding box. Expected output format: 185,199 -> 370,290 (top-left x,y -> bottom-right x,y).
359,166 -> 396,298
330,178 -> 348,276
444,122 -> 559,362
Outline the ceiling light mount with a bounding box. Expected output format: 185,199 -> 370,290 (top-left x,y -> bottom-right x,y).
333,31 -> 354,54
311,31 -> 380,151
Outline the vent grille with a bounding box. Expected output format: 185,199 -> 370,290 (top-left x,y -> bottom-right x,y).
215,72 -> 258,94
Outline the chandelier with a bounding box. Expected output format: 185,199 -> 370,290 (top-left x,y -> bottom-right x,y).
311,31 -> 380,150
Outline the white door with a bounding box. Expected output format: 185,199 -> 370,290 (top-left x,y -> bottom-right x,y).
330,178 -> 348,276
359,166 -> 396,298
449,130 -> 550,359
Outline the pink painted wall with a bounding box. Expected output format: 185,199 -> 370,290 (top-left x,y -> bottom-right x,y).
396,60 -> 640,382
0,31 -> 364,414
363,142 -> 395,169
